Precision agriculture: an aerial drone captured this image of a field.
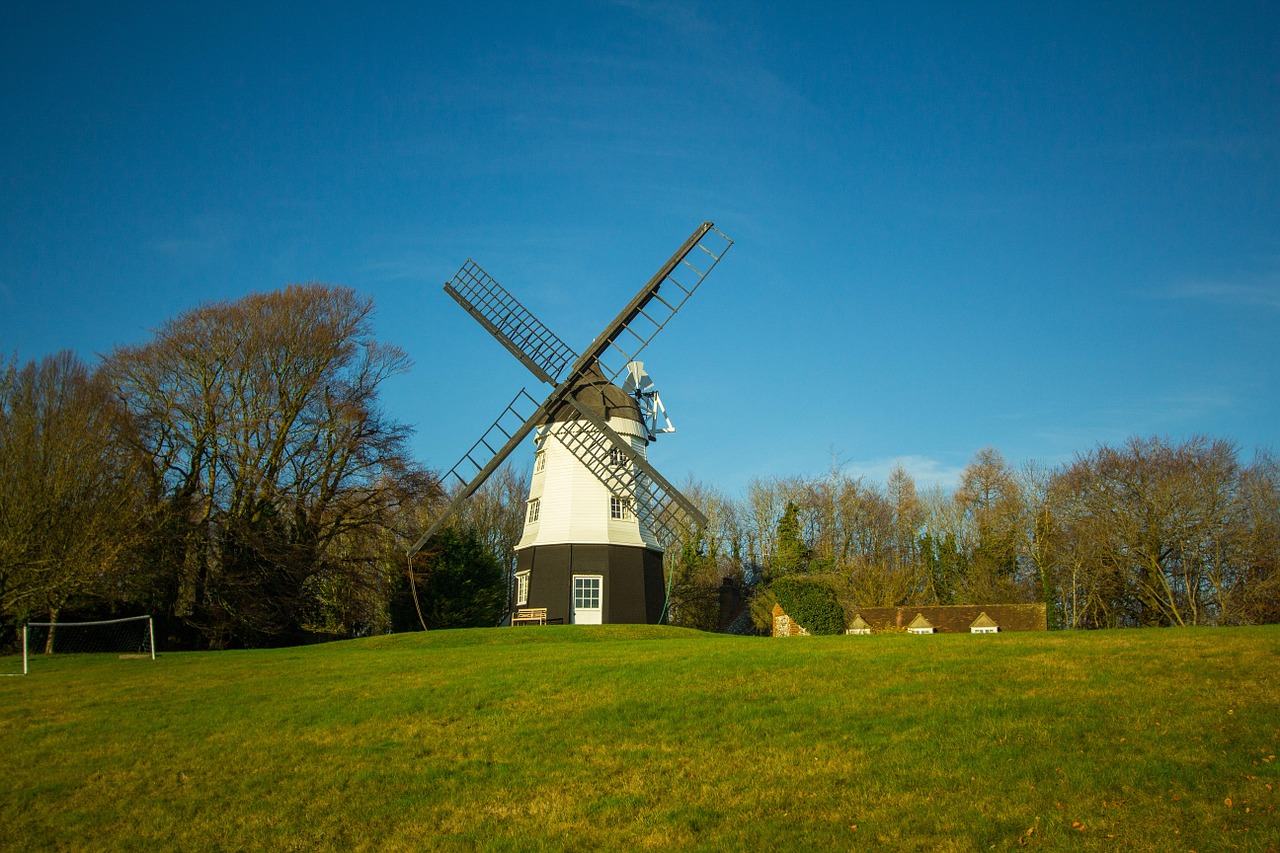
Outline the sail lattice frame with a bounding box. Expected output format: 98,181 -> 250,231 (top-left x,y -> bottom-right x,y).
587,225 -> 733,386
408,222 -> 731,559
445,260 -> 578,385
549,415 -> 705,551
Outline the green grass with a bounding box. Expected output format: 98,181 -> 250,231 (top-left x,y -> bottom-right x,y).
2,626 -> 1278,852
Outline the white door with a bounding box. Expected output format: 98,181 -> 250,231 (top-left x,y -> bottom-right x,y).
571,575 -> 603,625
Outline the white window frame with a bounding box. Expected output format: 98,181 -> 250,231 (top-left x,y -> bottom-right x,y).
534,450 -> 546,473
526,498 -> 540,523
609,495 -> 632,520
572,575 -> 602,611
515,571 -> 530,606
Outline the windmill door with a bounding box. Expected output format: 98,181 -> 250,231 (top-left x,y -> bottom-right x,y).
571,575 -> 603,625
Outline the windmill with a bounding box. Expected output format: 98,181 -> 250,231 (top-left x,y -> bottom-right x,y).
408,222 -> 733,625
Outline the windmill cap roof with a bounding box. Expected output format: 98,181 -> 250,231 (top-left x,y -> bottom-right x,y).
547,363 -> 642,424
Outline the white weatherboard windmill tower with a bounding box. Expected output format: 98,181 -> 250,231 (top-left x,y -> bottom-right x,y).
409,222 -> 732,625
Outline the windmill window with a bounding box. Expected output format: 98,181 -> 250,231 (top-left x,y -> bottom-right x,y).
610,496 -> 632,520
515,571 -> 530,606
608,447 -> 629,468
534,450 -> 546,473
573,576 -> 601,610
526,498 -> 540,523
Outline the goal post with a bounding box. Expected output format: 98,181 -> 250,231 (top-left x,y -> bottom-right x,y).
1,625 -> 28,676
15,615 -> 156,674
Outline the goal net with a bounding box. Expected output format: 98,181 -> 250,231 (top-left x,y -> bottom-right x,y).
5,616 -> 155,675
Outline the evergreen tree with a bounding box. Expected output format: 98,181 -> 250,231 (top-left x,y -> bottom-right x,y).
399,527 -> 507,630
772,501 -> 812,577
920,530 -> 966,604
665,538 -> 721,630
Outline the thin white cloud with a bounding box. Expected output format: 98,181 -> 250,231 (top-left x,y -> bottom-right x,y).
845,455 -> 966,490
1159,274 -> 1280,310
1151,389 -> 1241,421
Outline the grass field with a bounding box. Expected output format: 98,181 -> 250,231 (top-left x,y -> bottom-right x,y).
2,625 -> 1278,852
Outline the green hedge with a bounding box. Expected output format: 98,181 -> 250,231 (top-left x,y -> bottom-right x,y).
770,577 -> 846,635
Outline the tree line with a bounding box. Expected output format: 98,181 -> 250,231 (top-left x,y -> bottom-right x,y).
3,284 -> 1277,648
664,440 -> 1280,631
1,285 -> 514,651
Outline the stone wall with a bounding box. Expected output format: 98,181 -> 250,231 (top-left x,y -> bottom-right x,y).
771,603 -> 809,637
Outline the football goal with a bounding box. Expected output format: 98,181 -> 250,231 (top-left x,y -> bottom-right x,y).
3,615 -> 155,675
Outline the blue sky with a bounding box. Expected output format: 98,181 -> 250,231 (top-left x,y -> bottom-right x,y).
3,1 -> 1277,495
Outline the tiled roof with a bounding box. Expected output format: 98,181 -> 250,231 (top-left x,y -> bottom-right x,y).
849,603 -> 1047,633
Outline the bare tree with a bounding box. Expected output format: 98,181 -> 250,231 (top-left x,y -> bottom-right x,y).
1048,436 -> 1252,627
918,483 -> 968,604
450,463 -> 529,577
886,463 -> 923,575
680,478 -> 750,626
1230,452 -> 1280,624
0,352 -> 144,644
743,477 -> 786,571
106,284 -> 420,647
954,447 -> 1029,603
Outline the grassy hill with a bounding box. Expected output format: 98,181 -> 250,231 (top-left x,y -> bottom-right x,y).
2,625 -> 1277,851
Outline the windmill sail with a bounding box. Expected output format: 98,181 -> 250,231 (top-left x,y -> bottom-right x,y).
553,397 -> 707,547
406,387 -> 549,556
578,223 -> 732,385
410,222 -> 732,560
623,362 -> 675,440
444,260 -> 578,385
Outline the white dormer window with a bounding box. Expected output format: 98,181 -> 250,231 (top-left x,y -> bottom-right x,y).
526,498 -> 540,523
610,496 -> 632,520
907,613 -> 936,634
970,611 -> 999,634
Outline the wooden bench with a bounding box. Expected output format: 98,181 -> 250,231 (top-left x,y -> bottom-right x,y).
512,608 -> 547,626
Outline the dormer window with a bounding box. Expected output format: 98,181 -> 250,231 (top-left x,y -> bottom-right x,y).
846,614 -> 872,635
907,613 -> 936,634
970,611 -> 1000,634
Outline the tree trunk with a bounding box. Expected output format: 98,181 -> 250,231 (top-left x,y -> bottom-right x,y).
43,608 -> 58,654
